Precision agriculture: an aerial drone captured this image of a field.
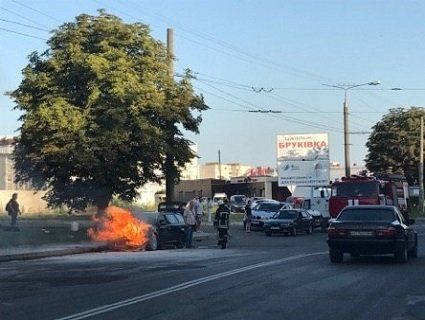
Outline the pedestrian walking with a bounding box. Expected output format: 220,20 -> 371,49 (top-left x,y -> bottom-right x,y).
244,200 -> 252,233
183,200 -> 196,248
6,193 -> 21,226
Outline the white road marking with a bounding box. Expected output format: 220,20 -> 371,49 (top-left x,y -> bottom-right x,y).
55,251 -> 326,320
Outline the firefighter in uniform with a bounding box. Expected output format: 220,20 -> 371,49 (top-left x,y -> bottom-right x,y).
214,200 -> 231,248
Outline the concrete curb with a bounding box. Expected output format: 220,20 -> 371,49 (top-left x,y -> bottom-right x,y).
0,245 -> 108,263
0,233 -> 214,263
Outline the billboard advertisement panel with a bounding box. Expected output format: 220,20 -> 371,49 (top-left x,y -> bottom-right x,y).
277,133 -> 329,161
277,160 -> 330,186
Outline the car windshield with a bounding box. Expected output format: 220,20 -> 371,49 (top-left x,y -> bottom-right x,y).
165,214 -> 179,224
338,208 -> 396,222
255,202 -> 281,212
232,196 -> 246,203
275,210 -> 299,219
334,182 -> 378,197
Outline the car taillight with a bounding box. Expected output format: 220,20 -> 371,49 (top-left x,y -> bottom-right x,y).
375,227 -> 397,238
327,227 -> 347,237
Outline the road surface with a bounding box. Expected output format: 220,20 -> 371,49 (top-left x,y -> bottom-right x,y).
2,223 -> 425,320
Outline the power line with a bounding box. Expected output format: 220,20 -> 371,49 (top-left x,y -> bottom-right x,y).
114,0 -> 340,83
0,6 -> 49,28
0,27 -> 47,40
195,76 -> 373,132
0,18 -> 50,32
195,81 -> 344,133
207,108 -> 385,114
11,0 -> 62,23
191,72 -> 381,131
193,74 -> 425,92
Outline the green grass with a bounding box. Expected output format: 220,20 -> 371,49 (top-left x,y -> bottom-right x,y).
0,225 -> 90,248
230,213 -> 245,222
409,206 -> 425,218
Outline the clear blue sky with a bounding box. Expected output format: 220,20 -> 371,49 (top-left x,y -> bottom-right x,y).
1,0 -> 425,168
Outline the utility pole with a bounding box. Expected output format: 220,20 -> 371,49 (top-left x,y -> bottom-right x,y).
218,149 -> 222,180
167,28 -> 173,76
322,81 -> 380,177
343,91 -> 350,177
165,28 -> 175,202
419,116 -> 424,215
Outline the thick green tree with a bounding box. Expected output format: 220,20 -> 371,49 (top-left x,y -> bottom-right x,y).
365,107 -> 425,185
9,11 -> 206,212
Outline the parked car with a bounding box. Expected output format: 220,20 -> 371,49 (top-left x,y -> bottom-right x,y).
327,205 -> 418,263
157,202 -> 187,215
229,194 -> 247,213
251,201 -> 292,230
135,211 -> 187,250
263,209 -> 314,236
250,197 -> 266,208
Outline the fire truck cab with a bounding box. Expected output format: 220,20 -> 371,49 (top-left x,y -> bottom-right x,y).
329,174 -> 409,218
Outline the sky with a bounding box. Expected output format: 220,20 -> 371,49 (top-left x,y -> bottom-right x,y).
1,0 -> 425,168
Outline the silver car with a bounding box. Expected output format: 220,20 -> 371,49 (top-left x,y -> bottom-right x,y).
251,201 -> 293,229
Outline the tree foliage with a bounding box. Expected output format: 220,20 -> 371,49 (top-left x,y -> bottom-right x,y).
9,11 -> 206,211
365,107 -> 425,185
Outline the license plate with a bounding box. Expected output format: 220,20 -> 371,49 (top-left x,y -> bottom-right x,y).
350,231 -> 373,236
270,227 -> 280,230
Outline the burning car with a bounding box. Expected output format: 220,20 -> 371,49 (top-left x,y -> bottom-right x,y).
88,206 -> 186,251
135,211 -> 187,250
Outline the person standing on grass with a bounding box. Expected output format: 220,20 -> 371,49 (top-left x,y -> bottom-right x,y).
183,200 -> 197,248
244,200 -> 252,233
6,193 -> 21,226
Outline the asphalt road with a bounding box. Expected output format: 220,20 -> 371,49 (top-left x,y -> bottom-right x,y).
2,223 -> 425,320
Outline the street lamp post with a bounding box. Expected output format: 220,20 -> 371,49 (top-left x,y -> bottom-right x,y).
323,81 -> 381,177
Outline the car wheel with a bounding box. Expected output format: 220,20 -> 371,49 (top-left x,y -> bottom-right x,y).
291,227 -> 297,236
329,248 -> 343,263
146,233 -> 158,251
395,243 -> 408,263
265,231 -> 272,237
176,240 -> 185,249
408,236 -> 418,258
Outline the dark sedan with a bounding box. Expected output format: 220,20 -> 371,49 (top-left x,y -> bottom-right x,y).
135,212 -> 187,250
327,205 -> 418,263
157,202 -> 187,215
263,209 -> 314,236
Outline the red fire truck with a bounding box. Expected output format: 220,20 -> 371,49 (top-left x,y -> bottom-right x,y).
329,173 -> 409,218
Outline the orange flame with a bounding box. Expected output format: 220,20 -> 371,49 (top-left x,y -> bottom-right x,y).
87,206 -> 151,249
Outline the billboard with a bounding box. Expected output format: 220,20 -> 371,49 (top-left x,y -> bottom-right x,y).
277,133 -> 329,161
277,160 -> 330,186
277,133 -> 330,187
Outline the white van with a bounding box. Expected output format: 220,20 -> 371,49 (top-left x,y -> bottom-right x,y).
212,193 -> 227,204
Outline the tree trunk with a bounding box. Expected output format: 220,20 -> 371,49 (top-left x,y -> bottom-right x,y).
95,191 -> 112,217
165,152 -> 175,203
